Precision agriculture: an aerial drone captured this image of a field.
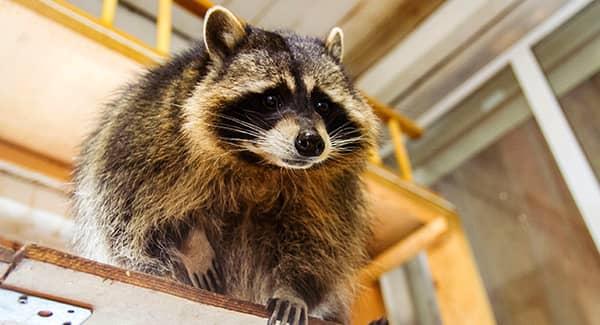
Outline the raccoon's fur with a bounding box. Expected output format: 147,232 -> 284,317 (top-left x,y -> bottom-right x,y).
73,6 -> 379,324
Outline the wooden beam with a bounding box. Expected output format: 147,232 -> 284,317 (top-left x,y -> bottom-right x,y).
0,139 -> 71,181
359,217 -> 447,284
156,0 -> 173,54
13,0 -> 165,66
173,0 -> 213,19
340,0 -> 445,77
100,0 -> 118,26
388,119 -> 413,180
365,94 -> 423,138
427,214 -> 497,325
369,147 -> 384,166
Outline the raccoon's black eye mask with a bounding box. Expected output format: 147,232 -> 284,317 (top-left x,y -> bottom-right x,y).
213,85 -> 362,154
202,6 -> 366,169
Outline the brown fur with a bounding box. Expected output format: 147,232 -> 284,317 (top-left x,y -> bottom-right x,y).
73,7 -> 379,324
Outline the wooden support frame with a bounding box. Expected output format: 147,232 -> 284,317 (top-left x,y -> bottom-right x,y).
173,0 -> 213,19
359,217 -> 447,284
364,94 -> 423,139
388,119 -> 413,181
13,0 -> 165,65
156,0 -> 173,54
100,0 -> 117,26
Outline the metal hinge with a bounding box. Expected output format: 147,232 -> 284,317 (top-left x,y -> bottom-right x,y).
0,287 -> 92,324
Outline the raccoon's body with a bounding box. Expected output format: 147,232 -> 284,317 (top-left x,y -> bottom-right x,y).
73,6 -> 378,324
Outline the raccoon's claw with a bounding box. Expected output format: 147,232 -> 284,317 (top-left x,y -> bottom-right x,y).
191,259 -> 224,294
266,297 -> 308,325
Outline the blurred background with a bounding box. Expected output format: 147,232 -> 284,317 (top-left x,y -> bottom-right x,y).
0,0 -> 598,324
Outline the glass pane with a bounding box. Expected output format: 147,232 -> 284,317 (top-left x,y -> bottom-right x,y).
533,1 -> 600,182
408,64 -> 600,324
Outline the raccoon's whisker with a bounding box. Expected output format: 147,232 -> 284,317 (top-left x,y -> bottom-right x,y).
331,139 -> 362,148
195,120 -> 266,138
205,112 -> 268,134
243,112 -> 271,129
331,137 -> 363,144
220,138 -> 263,146
328,121 -> 353,137
213,125 -> 264,137
329,128 -> 360,141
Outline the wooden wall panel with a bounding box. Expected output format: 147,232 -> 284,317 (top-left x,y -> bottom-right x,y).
339,0 -> 445,77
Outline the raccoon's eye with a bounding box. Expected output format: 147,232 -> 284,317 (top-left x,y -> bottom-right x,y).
315,100 -> 330,113
263,95 -> 279,110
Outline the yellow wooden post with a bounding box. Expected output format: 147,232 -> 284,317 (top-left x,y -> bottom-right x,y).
100,0 -> 118,26
388,118 -> 413,181
156,0 -> 173,55
369,147 -> 383,166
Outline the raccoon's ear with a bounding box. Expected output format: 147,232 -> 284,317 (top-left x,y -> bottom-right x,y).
325,27 -> 344,63
203,6 -> 247,62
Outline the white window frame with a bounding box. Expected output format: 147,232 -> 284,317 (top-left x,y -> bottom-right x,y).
420,0 -> 600,250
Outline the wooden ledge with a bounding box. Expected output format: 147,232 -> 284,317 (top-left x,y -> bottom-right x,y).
0,238 -> 333,324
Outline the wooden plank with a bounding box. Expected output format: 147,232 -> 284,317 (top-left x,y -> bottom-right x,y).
173,0 -> 213,19
339,0 -> 445,77
388,119 -> 413,180
100,0 -> 117,25
351,282 -> 386,325
0,237 -> 22,252
365,94 -> 423,138
2,260 -> 270,324
156,0 -> 173,54
12,0 -> 165,66
427,214 -> 496,325
0,243 -> 333,324
360,217 -> 447,284
364,166 -> 456,255
0,140 -> 71,181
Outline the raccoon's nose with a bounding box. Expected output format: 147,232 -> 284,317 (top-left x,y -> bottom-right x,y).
295,129 -> 325,157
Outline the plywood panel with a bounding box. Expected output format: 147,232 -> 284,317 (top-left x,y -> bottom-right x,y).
339,0 -> 444,77
0,1 -> 143,164
0,243 -> 333,324
427,214 -> 496,325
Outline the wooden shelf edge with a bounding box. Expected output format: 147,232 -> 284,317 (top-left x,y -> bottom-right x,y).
0,238 -> 333,324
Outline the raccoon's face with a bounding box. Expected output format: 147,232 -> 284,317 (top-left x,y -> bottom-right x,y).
186,7 -> 378,171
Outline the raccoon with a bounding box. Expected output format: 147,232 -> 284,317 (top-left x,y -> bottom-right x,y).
72,6 -> 379,324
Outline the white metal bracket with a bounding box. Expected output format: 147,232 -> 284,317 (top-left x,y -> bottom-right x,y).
0,287 -> 92,325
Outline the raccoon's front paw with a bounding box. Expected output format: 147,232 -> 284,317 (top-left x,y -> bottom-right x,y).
266,297 -> 308,325
190,259 -> 224,293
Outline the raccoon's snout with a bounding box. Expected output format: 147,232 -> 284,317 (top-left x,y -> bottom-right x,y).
295,129 -> 324,157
